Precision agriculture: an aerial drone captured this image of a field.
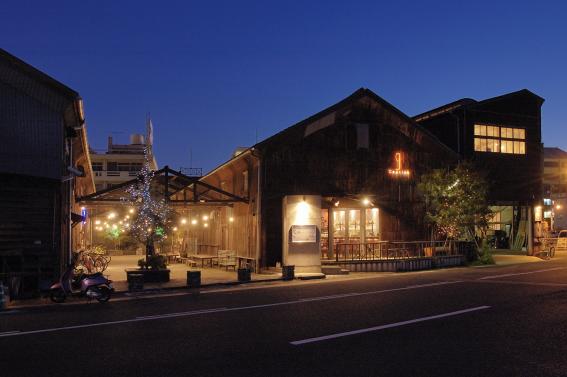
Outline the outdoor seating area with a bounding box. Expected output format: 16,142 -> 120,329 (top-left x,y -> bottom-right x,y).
104,255 -> 269,292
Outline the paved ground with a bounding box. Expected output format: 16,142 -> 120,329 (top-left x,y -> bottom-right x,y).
104,255 -> 282,291
2,255 -> 567,376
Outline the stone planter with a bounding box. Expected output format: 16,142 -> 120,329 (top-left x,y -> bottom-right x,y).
125,268 -> 170,283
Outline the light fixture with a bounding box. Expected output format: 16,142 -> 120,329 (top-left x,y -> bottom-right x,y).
125,215 -> 130,219
181,218 -> 187,225
191,219 -> 197,225
173,227 -> 178,231
95,220 -> 101,225
557,204 -> 562,210
129,208 -> 135,214
204,223 -> 209,228
112,224 -> 117,229
334,201 -> 340,207
229,217 -> 234,222
107,212 -> 116,219
203,215 -> 209,221
363,198 -> 370,206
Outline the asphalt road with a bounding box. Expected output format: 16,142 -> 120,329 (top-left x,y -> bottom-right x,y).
3,258 -> 567,377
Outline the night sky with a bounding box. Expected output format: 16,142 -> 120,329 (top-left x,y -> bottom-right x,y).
2,1 -> 566,172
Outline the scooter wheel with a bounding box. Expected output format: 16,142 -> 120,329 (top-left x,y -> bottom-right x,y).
95,286 -> 111,303
50,289 -> 66,303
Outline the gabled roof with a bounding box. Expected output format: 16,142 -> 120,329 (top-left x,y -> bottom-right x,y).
198,88 -> 459,178
413,98 -> 476,122
78,166 -> 248,205
0,48 -> 79,101
544,147 -> 567,159
413,89 -> 545,123
254,87 -> 457,155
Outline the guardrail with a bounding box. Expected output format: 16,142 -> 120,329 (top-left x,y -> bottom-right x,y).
332,240 -> 476,262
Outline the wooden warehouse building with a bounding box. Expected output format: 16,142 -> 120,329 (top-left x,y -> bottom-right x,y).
0,49 -> 94,296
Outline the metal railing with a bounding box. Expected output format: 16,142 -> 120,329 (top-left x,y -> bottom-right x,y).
329,240 -> 475,262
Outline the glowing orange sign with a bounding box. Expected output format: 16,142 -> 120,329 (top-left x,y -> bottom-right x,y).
388,152 -> 410,177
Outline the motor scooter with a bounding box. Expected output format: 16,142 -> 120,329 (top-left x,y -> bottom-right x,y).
49,264 -> 114,303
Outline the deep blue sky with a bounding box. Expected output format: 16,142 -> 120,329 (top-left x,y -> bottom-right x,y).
2,1 -> 566,172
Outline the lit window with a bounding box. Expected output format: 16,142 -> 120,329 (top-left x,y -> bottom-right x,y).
473,124 -> 526,155
501,140 -> 513,154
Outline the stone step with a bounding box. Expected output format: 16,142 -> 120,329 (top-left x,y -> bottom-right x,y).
296,273 -> 326,280
321,266 -> 350,275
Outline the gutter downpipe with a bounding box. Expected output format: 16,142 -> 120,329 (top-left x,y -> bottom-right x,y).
67,137 -> 73,266
251,148 -> 262,271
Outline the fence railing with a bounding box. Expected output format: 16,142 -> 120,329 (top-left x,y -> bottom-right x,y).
330,240 -> 476,262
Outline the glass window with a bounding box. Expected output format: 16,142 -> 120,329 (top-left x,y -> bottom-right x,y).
486,139 -> 499,153
365,208 -> 379,240
242,171 -> 249,193
474,137 -> 487,152
320,209 -> 329,258
92,162 -> 103,171
513,128 -> 525,139
486,126 -> 499,137
501,140 -> 513,154
333,210 -> 346,238
474,125 -> 525,155
501,128 -> 513,139
348,210 -> 361,239
474,124 -> 486,136
513,141 -> 525,154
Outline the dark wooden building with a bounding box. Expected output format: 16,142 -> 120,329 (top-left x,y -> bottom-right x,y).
0,49 -> 94,296
414,89 -> 544,252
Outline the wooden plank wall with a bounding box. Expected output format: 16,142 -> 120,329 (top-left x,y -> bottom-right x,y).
0,174 -> 60,279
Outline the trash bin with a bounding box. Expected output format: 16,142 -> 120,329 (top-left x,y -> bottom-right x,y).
237,268 -> 251,283
282,265 -> 295,281
0,283 -> 7,310
128,273 -> 144,292
187,271 -> 201,288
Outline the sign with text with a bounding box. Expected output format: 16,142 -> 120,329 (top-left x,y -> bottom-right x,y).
290,225 -> 317,243
388,151 -> 410,178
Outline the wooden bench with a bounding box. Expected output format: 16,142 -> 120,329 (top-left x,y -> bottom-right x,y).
218,250 -> 237,270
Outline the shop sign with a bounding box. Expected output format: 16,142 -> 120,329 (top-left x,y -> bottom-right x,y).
388,152 -> 410,177
290,225 -> 317,243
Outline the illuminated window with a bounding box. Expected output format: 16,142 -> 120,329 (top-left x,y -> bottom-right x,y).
474,124 -> 526,155
365,208 -> 379,240
348,210 -> 361,239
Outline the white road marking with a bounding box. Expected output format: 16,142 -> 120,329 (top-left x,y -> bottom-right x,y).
136,307 -> 228,319
0,280 -> 463,338
0,331 -> 20,335
478,267 -> 566,280
474,280 -> 567,287
290,306 -> 491,346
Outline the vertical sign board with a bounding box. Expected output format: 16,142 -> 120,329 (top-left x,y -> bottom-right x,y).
282,195 -> 322,273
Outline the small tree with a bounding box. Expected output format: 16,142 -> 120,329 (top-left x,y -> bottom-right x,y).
125,145 -> 169,263
418,161 -> 492,247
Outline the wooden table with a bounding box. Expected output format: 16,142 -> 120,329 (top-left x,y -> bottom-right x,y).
191,254 -> 218,268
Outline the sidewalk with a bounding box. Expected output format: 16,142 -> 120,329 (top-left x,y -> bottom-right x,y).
492,254 -> 545,266
2,253 -> 552,311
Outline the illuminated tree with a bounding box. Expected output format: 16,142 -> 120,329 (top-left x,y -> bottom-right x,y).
418,161 -> 491,245
125,145 -> 169,261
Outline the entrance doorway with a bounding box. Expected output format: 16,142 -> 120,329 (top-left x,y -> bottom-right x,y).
321,206 -> 380,260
